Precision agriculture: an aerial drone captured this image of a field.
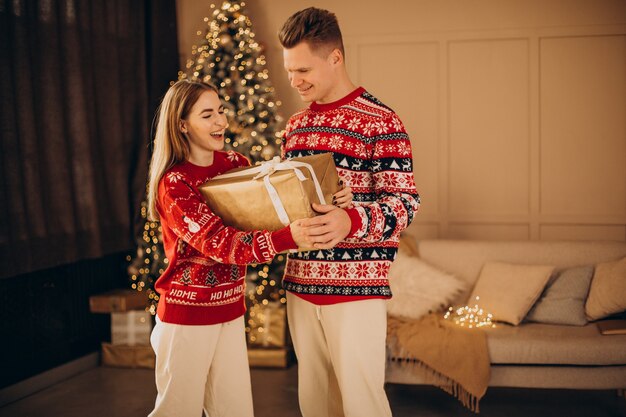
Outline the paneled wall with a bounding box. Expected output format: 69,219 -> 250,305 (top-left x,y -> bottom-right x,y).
176,0 -> 626,241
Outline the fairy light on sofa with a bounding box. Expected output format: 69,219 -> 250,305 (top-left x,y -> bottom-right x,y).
444,296 -> 496,328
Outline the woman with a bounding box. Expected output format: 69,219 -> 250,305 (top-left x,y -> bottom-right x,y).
146,79 -> 351,417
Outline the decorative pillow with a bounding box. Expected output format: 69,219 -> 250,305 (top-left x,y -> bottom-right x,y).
468,262 -> 554,325
585,257 -> 626,321
525,265 -> 594,326
387,251 -> 467,320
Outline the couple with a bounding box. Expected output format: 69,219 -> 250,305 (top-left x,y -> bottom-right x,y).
146,7 -> 420,417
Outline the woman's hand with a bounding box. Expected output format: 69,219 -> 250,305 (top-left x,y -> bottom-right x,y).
332,182 -> 352,209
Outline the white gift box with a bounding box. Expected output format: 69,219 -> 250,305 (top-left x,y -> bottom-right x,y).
111,310 -> 153,346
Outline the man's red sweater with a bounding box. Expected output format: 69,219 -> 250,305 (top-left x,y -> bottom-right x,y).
282,87 -> 421,305
155,150 -> 297,325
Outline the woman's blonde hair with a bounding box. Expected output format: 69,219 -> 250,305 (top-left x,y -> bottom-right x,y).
147,79 -> 219,221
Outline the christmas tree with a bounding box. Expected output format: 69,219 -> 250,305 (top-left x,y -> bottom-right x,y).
178,0 -> 288,338
127,0 -> 288,334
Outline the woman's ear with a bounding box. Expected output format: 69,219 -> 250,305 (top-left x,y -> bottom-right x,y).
179,120 -> 188,134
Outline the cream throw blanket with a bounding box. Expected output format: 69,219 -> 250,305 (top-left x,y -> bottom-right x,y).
387,313 -> 490,412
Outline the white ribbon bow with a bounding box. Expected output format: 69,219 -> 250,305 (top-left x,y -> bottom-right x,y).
213,156 -> 327,226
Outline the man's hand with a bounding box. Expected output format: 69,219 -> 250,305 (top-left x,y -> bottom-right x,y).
290,219 -> 315,249
299,203 -> 351,249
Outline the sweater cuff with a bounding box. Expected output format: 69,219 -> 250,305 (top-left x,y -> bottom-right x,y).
344,207 -> 363,239
270,225 -> 298,253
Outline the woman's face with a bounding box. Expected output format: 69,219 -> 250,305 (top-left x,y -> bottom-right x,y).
181,89 -> 228,156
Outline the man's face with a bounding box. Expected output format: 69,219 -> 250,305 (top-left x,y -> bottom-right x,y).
283,41 -> 337,104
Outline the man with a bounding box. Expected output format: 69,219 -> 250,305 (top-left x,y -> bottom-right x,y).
278,7 -> 420,417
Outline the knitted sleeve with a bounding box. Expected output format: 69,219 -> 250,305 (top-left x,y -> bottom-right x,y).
159,174 -> 296,264
347,113 -> 420,241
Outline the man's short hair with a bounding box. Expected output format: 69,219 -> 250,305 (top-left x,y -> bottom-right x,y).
278,7 -> 345,56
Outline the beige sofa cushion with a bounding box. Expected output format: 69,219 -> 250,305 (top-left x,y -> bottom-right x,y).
468,262 -> 554,325
485,322 -> 626,365
585,257 -> 626,321
387,252 -> 466,320
525,265 -> 594,326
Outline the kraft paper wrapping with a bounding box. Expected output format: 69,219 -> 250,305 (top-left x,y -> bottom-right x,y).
101,342 -> 155,369
247,347 -> 293,368
199,153 -> 340,233
247,303 -> 288,348
89,289 -> 148,313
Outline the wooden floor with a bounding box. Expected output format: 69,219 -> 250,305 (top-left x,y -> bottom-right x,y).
0,365 -> 624,417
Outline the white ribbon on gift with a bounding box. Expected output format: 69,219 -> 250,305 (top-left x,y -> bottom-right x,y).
212,156 -> 327,226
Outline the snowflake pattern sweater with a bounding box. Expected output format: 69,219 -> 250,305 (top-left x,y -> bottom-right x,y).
282,87 -> 420,305
155,150 -> 297,325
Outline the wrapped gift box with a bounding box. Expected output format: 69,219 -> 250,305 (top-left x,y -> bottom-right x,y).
199,153 -> 340,234
111,310 -> 153,346
101,342 -> 155,369
247,303 -> 289,348
247,347 -> 294,368
89,289 -> 148,313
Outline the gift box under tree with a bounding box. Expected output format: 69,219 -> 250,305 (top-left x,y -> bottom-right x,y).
111,310 -> 153,346
101,343 -> 155,369
245,301 -> 295,368
247,346 -> 294,368
247,302 -> 289,348
89,289 -> 149,313
89,289 -> 154,368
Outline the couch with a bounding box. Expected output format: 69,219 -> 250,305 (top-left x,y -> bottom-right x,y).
385,239 -> 626,390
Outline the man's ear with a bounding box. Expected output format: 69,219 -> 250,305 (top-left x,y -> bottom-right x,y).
329,48 -> 343,66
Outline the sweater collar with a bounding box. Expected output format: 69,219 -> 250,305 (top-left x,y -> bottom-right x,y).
181,151 -> 224,172
309,86 -> 365,112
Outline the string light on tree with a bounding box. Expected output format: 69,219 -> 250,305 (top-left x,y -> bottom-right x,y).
443,296 -> 496,329
126,201 -> 167,315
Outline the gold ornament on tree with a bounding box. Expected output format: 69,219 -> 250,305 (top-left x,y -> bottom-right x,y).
219,33 -> 233,48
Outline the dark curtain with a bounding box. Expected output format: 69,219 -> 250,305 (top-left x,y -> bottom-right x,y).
0,0 -> 179,279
